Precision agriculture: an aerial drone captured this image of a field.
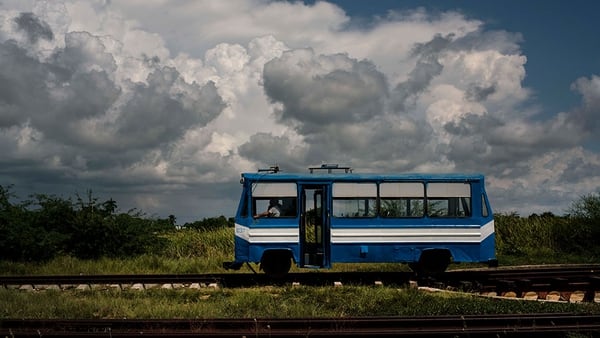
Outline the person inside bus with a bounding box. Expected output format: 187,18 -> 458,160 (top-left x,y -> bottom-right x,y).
254,198 -> 282,218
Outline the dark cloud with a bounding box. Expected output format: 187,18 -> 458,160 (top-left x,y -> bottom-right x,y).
443,113 -> 503,137
14,12 -> 53,43
0,40 -> 49,128
451,29 -> 523,55
263,49 -> 388,133
261,47 -> 441,171
442,112 -> 584,173
391,34 -> 452,112
466,85 -> 496,102
411,33 -> 454,57
559,150 -> 600,184
52,31 -> 118,75
0,35 -> 121,144
116,67 -> 225,150
238,132 -> 307,171
0,17 -> 226,187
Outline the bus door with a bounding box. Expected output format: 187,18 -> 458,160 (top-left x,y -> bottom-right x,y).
299,184 -> 329,267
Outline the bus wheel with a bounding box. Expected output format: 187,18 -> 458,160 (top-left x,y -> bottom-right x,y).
261,251 -> 291,277
414,250 -> 451,274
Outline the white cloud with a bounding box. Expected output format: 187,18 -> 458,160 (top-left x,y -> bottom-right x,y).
0,0 -> 598,222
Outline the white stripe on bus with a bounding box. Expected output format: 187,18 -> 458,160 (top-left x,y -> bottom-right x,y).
234,220 -> 494,244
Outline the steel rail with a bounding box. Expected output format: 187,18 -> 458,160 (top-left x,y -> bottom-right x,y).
437,264 -> 600,292
2,313 -> 600,337
1,264 -> 599,294
0,271 -> 416,288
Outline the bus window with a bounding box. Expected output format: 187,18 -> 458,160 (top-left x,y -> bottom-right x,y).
251,183 -> 297,217
427,182 -> 471,217
332,183 -> 377,217
482,194 -> 489,217
380,182 -> 424,217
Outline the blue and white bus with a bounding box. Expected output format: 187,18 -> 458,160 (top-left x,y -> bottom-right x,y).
224,165 -> 496,276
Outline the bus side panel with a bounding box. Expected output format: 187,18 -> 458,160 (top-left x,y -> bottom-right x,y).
233,224 -> 300,264
236,218 -> 300,264
328,218 -> 496,264
232,184 -> 251,264
480,232 -> 496,262
329,242 -> 488,263
329,243 -> 417,263
234,234 -> 250,262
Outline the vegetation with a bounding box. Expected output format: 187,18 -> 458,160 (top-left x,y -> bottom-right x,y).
1,186 -> 600,319
0,186 -> 174,261
495,192 -> 600,264
2,286 -> 599,319
2,185 -> 599,266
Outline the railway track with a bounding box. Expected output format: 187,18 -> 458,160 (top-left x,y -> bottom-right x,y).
2,313 -> 600,337
424,264 -> 600,302
0,271 -> 415,289
2,264 -> 600,302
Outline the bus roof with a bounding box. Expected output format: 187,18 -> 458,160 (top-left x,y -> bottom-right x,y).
241,172 -> 485,182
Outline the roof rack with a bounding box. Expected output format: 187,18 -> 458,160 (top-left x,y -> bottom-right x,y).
309,164 -> 352,174
258,165 -> 280,173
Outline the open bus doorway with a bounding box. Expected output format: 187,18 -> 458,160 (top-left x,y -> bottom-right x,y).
300,185 -> 329,267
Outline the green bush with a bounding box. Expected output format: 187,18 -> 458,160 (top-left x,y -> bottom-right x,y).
0,185 -> 174,261
495,192 -> 600,259
184,215 -> 234,231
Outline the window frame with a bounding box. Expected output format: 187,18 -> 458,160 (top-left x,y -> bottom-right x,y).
379,182 -> 425,218
425,182 -> 472,218
332,182 -> 377,218
251,182 -> 298,218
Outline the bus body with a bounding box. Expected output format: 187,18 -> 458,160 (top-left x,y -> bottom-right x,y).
225,166 -> 496,275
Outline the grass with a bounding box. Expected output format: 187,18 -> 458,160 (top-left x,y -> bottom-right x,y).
0,255 -> 225,275
2,286 -> 598,319
2,219 -> 600,320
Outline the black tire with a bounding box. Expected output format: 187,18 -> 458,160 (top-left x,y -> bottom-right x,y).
414,250 -> 451,274
261,251 -> 291,277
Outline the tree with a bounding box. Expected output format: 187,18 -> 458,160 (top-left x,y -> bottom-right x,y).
569,192 -> 600,221
184,215 -> 230,230
564,192 -> 600,255
102,198 -> 118,216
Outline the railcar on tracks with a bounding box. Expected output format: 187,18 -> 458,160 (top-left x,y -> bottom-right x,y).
224,164 -> 497,276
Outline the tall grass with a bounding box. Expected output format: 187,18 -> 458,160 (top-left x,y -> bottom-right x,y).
495,213 -> 600,265
495,214 -> 557,256
0,228 -> 234,275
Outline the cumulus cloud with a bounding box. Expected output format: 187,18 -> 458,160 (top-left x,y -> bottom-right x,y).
14,12 -> 53,43
263,49 -> 388,130
0,0 -> 598,221
569,75 -> 600,136
0,4 -> 229,212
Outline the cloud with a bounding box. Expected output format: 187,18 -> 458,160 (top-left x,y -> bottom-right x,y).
14,12 -> 53,43
263,49 -> 388,131
109,0 -> 349,55
569,75 -> 600,136
238,132 -> 308,171
115,67 -> 224,150
0,0 -> 598,221
391,33 -> 451,112
0,7 -> 227,197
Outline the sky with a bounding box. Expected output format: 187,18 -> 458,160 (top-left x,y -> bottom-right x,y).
0,0 -> 599,223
